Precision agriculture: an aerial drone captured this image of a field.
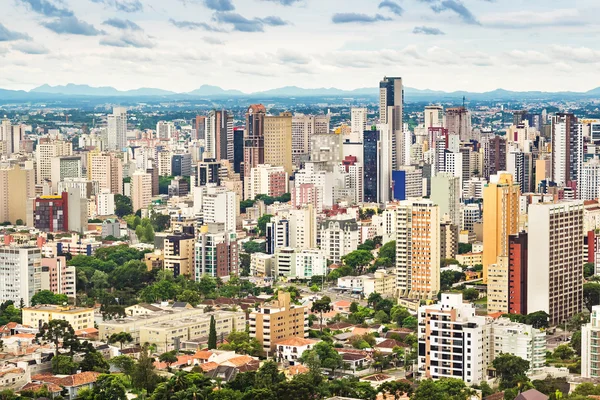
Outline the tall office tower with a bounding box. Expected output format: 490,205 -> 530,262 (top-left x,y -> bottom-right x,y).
0,246 -> 41,306
131,170 -> 152,212
171,153 -> 192,177
528,201 -> 584,326
35,140 -> 73,185
194,115 -> 206,140
379,124 -> 393,203
350,107 -> 368,142
90,153 -> 123,195
363,129 -> 380,203
418,293 -> 489,384
431,173 -> 461,227
244,104 -> 266,179
233,127 -> 244,174
197,159 -> 221,187
483,136 -> 507,180
396,199 -> 440,299
291,114 -> 330,167
107,107 -> 127,150
379,76 -> 404,169
446,107 -> 472,141
265,112 -> 293,176
156,121 -> 175,139
580,158 -> 600,200
289,204 -> 317,250
266,216 -> 290,254
0,165 -> 35,224
424,105 -> 443,129
206,110 -> 234,162
483,173 -> 520,284
194,185 -> 238,232
508,232 -> 528,315
552,113 -> 582,186
50,156 -> 82,191
507,150 -> 533,194
513,110 -> 528,126
195,223 -> 239,279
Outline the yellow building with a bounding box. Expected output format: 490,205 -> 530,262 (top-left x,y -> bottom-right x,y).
456,252 -> 483,267
264,112 -> 293,176
487,256 -> 509,314
163,233 -> 195,277
249,292 -> 308,352
482,172 -> 520,283
131,170 -> 152,212
22,305 -> 94,331
0,164 -> 35,224
363,270 -> 396,297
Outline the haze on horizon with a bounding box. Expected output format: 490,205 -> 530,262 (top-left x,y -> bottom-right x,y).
1,0 -> 600,94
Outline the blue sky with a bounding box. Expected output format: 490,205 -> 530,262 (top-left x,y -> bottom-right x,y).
1,0 -> 599,93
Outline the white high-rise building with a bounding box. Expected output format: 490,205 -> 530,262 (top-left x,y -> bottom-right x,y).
579,157 -> 600,200
131,170 -> 152,212
291,114 -> 330,166
582,305 -> 600,378
156,121 -> 175,139
0,247 -> 41,306
319,217 -> 359,264
350,108 -> 368,142
246,164 -> 288,200
431,173 -> 461,227
295,249 -> 326,278
289,204 -> 317,250
424,105 -> 443,129
527,201 -> 584,326
35,141 -> 73,185
107,107 -> 128,150
379,76 -> 404,169
193,185 -> 237,232
378,123 -> 392,203
97,189 -> 115,216
50,156 -> 82,191
396,199 -> 440,299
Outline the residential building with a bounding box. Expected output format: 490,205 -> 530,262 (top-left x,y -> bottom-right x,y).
552,113 -> 582,187
246,164 -> 288,200
431,173 -> 461,226
310,133 -> 344,166
289,204 -> 317,250
491,317 -> 546,373
508,232 -> 528,315
582,305 -> 600,378
392,166 -> 423,201
249,292 -> 308,352
195,223 -> 239,279
265,112 -> 293,175
483,172 -> 520,283
350,107 -> 368,142
35,140 -> 73,185
131,170 -> 152,212
96,190 -> 115,216
294,249 -> 326,279
244,104 -> 266,179
50,156 -> 82,191
58,178 -> 98,200
0,164 -> 35,225
379,76 -> 404,168
0,246 -> 41,306
33,193 -> 69,232
205,110 -> 234,162
319,217 -> 359,263
89,152 -> 123,195
483,136 -> 507,180
579,157 -> 600,200
363,269 -> 396,297
291,114 -> 330,166
251,253 -> 274,277
488,256 -> 509,314
396,199 -> 440,299
194,185 -> 238,232
527,201 -> 584,326
275,337 -> 319,366
23,305 -> 94,331
440,219 -> 459,260
456,252 -> 483,267
266,216 -> 289,254
274,247 -> 296,277
424,105 -> 443,129
156,120 -> 175,139
171,153 -> 192,177
107,107 -> 127,150
164,232 -> 196,277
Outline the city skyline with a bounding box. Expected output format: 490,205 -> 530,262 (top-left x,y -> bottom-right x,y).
2,0 -> 600,93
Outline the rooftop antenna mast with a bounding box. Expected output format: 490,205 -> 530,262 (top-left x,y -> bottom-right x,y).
463,95 -> 466,109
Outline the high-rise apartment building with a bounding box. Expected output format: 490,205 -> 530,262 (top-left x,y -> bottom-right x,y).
194,115 -> 206,140
379,76 -> 404,168
206,110 -> 234,162
350,108 -> 368,142
0,247 -> 41,306
265,112 -> 293,175
579,157 -> 600,200
482,173 -> 520,283
164,232 -> 196,277
266,216 -> 290,254
424,105 -> 443,129
446,107 -> 472,141
249,292 -> 308,352
0,164 -> 35,225
291,114 -> 330,167
171,153 -> 192,177
582,305 -> 600,378
431,173 -> 461,227
107,107 -> 128,150
482,136 -> 507,180
363,129 -> 380,203
507,150 -> 533,194
39,256 -> 76,298
528,201 -> 584,326
90,152 -> 123,195
391,166 -> 423,201
50,156 -> 82,191
131,170 -> 152,212
508,232 -> 528,315
233,127 -> 244,174
244,104 -> 266,179
156,121 -> 175,139
33,193 -> 69,232
195,223 -> 239,279
0,118 -> 23,155
552,113 -> 582,187
289,204 -> 317,250
193,185 -> 237,232
35,140 -> 73,185
246,164 -> 288,200
319,217 -> 359,264
396,199 -> 440,299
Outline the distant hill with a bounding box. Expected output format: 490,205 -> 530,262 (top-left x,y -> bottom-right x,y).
31,84 -> 175,97
187,85 -> 245,97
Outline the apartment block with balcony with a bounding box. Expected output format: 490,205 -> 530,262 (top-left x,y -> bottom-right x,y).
582,305 -> 600,378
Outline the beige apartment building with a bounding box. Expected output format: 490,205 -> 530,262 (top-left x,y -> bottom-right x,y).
89,152 -> 123,195
163,233 -> 196,277
249,292 -> 308,352
363,270 -> 396,297
131,170 -> 152,212
0,164 -> 35,224
22,305 -> 94,331
264,112 -> 293,176
35,140 -> 72,185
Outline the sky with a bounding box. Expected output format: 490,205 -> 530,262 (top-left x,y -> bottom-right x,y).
1,0 -> 600,93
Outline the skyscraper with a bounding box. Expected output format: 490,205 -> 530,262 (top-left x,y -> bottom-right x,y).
107,107 -> 127,150
424,105 -> 443,129
233,127 -> 244,174
363,128 -> 380,203
350,108 -> 368,142
379,76 -> 404,169
396,199 -> 440,299
291,114 -> 330,167
206,110 -> 234,162
552,113 -> 582,187
446,107 -> 472,141
482,173 -> 520,284
244,104 -> 266,179
265,112 -> 293,176
194,115 -> 206,140
131,170 -> 152,212
430,173 -> 461,227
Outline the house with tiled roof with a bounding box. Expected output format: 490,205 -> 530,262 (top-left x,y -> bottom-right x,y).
31,371 -> 101,399
285,364 -> 309,378
275,337 -> 319,366
332,300 -> 353,314
19,382 -> 63,397
374,339 -> 409,354
0,366 -> 27,390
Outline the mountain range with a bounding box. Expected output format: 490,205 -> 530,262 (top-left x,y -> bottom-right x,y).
2,83 -> 600,101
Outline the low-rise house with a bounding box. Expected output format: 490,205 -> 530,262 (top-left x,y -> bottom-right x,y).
275,337 -> 319,365
31,371 -> 101,399
373,339 -> 408,354
19,382 -> 63,397
331,300 -> 352,314
0,366 -> 28,390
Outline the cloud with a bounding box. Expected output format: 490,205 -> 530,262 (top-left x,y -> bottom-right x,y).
17,0 -> 73,17
213,12 -> 289,32
277,49 -> 310,64
202,37 -> 225,45
261,0 -> 302,5
378,1 -> 403,16
169,19 -> 225,32
103,18 -> 142,31
12,42 -> 49,54
42,16 -> 104,36
431,0 -> 480,25
331,13 -> 392,24
100,33 -> 154,48
413,26 -> 445,35
549,45 -> 600,64
204,0 -> 235,11
0,23 -> 31,41
481,9 -> 581,29
505,50 -> 552,65
90,0 -> 143,13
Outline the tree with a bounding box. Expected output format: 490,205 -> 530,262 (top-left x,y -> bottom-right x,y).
378,240 -> 396,264
90,374 -> 127,400
30,290 -> 68,306
402,316 -> 418,329
52,354 -> 78,374
440,270 -> 465,290
131,344 -> 160,393
300,341 -> 343,377
342,250 -> 374,272
159,351 -> 178,370
525,311 -> 550,329
310,284 -> 320,292
572,382 -> 600,396
255,361 -> 284,389
208,315 -> 217,350
553,344 -> 575,360
114,194 -> 133,218
177,289 -> 201,307
311,296 -> 332,332
349,301 -> 359,313
391,306 -> 411,326
462,288 -> 479,301
91,270 -> 109,289
584,282 -> 600,312
109,332 -> 133,350
571,330 -> 582,356
36,319 -> 76,358
458,243 -> 472,254
219,331 -> 263,357
257,214 -> 273,237
15,219 -> 23,226
379,380 -> 413,400
243,241 -> 266,254
412,378 -> 474,400
585,262 -> 596,278
150,213 -> 171,232
80,349 -> 110,373
358,239 -> 376,251
492,353 -> 530,389
110,355 -> 136,377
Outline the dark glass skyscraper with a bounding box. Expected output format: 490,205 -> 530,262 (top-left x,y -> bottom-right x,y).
233,127 -> 244,174
363,129 -> 380,203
